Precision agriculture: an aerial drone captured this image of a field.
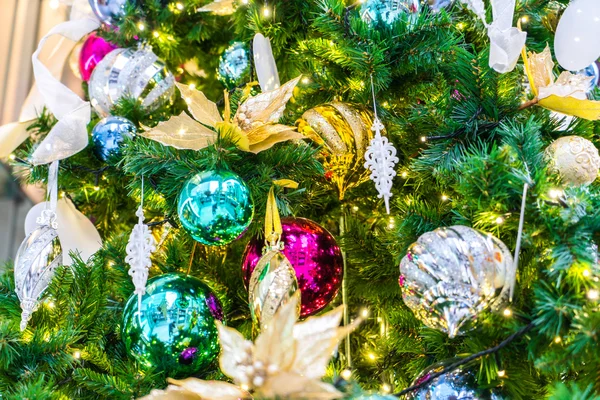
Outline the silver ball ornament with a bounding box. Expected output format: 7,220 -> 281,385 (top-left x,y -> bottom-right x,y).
399,226 -> 512,338
89,47 -> 175,117
88,0 -> 128,25
545,136 -> 600,186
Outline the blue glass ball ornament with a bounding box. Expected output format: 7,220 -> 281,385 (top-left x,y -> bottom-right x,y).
122,273 -> 225,377
177,170 -> 254,246
217,42 -> 251,89
88,0 -> 128,25
360,0 -> 420,25
91,116 -> 136,162
579,62 -> 600,93
405,362 -> 505,400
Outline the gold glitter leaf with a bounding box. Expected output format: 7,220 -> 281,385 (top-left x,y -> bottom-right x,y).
140,112 -> 217,150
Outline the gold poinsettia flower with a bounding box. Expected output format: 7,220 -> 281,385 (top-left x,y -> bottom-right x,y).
140,293 -> 361,400
140,77 -> 304,153
522,45 -> 600,120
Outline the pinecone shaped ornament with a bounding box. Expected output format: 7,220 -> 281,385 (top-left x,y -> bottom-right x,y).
14,209 -> 63,331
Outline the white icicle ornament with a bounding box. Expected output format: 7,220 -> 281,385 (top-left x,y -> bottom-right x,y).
364,116 -> 399,214
125,202 -> 156,303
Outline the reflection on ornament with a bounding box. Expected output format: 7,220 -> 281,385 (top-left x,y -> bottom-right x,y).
248,242 -> 299,330
405,361 -> 505,400
545,136 -> 600,186
68,35 -> 85,80
88,0 -> 128,25
578,63 -> 599,94
79,32 -> 117,82
426,0 -> 454,12
360,0 -> 419,25
242,217 -> 343,317
92,116 -> 136,162
217,42 -> 251,90
399,226 -> 512,338
177,170 -> 254,246
122,273 -> 224,376
14,209 -> 62,331
297,103 -> 375,200
89,47 -> 175,117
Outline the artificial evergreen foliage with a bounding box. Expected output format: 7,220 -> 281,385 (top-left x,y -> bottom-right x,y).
1,0 -> 600,399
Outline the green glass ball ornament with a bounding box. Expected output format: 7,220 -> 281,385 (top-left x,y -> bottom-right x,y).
122,273 -> 225,377
177,170 -> 254,246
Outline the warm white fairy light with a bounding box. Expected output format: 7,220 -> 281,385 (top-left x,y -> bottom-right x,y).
94,186 -> 100,191
341,369 -> 352,380
441,194 -> 449,201
263,6 -> 270,16
382,383 -> 392,393
420,136 -> 427,143
73,350 -> 82,359
583,269 -> 591,278
367,352 -> 376,361
352,205 -> 359,212
503,308 -> 512,317
495,216 -> 505,225
8,154 -> 15,160
46,300 -> 55,309
138,22 -> 145,31
153,31 -> 160,38
361,308 -> 369,318
497,370 -> 506,378
401,171 -> 408,178
301,77 -> 310,84
520,15 -> 529,23
554,336 -> 562,344
587,289 -> 599,301
176,2 -> 184,10
549,189 -> 563,199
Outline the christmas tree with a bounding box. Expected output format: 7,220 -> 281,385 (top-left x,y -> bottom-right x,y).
2,0 -> 600,398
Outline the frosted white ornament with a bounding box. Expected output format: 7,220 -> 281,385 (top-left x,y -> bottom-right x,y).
125,180 -> 156,305
364,77 -> 399,214
545,136 -> 600,186
554,0 -> 600,71
15,210 -> 62,331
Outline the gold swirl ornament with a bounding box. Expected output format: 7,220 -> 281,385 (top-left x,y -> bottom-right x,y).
297,102 -> 376,200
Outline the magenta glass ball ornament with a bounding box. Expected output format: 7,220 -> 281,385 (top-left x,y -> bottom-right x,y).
242,217 -> 343,317
79,32 -> 117,82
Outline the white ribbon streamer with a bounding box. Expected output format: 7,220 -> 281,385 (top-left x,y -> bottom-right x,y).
0,14 -> 99,162
460,0 -> 526,73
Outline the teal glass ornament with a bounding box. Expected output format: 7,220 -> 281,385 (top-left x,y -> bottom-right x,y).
177,170 -> 254,246
122,273 -> 225,377
360,0 -> 419,25
217,42 -> 251,89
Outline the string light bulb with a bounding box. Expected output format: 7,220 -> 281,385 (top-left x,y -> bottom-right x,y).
495,216 -> 505,225
587,289 -> 599,301
554,336 -> 562,344
153,31 -> 160,38
137,22 -> 145,31
8,154 -> 16,160
93,186 -> 100,191
503,308 -> 512,317
382,383 -> 391,393
176,2 -> 184,10
262,6 -> 270,17
361,308 -> 369,318
341,369 -> 352,380
441,194 -> 448,201
497,370 -> 506,378
73,350 -> 82,359
301,77 -> 310,84
367,352 -> 376,361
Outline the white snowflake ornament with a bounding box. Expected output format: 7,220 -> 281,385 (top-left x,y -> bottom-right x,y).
125,195 -> 156,304
364,96 -> 399,214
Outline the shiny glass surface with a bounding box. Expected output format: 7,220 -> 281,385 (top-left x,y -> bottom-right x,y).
122,273 -> 224,377
177,170 -> 254,246
92,116 -> 136,162
242,217 -> 343,317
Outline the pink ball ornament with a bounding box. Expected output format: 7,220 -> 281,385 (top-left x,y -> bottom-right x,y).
242,217 -> 343,317
79,32 -> 117,82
